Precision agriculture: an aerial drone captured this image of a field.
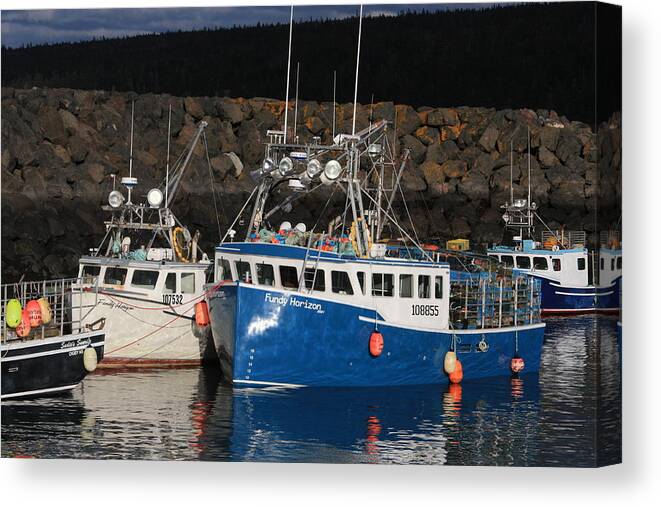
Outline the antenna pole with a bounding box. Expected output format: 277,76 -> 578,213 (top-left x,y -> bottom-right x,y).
351,4 -> 363,136
510,139 -> 514,204
165,104 -> 172,209
332,70 -> 337,140
127,100 -> 135,204
283,5 -> 294,143
527,126 -> 532,236
293,61 -> 300,141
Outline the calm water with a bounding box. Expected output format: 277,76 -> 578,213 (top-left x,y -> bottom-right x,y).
1,316 -> 621,466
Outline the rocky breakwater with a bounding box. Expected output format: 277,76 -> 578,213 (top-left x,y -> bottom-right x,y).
1,87 -> 621,281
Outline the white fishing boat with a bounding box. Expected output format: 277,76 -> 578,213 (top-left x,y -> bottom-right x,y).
72,106 -> 216,367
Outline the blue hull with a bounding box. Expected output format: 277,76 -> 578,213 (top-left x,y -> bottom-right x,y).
537,276 -> 621,314
207,283 -> 545,387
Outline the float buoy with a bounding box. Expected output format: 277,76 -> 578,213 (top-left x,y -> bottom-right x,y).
16,309 -> 31,338
511,356 -> 525,374
369,331 -> 384,357
444,350 -> 457,374
26,300 -> 42,327
5,299 -> 22,328
38,297 -> 52,324
449,359 -> 463,384
477,339 -> 489,352
195,301 -> 210,327
83,347 -> 98,372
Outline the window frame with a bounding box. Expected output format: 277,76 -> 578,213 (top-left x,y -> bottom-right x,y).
130,269 -> 160,290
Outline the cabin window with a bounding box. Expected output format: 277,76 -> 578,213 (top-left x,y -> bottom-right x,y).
357,272 -> 366,295
611,258 -> 615,271
516,256 -> 531,269
304,268 -> 326,292
81,265 -> 101,281
501,255 -> 514,267
435,276 -> 444,299
331,271 -> 354,295
577,258 -> 586,271
131,269 -> 159,290
235,261 -> 253,283
399,274 -> 413,298
163,273 -> 176,294
256,263 -> 275,286
372,273 -> 394,297
418,275 -> 431,299
617,257 -> 622,269
104,267 -> 127,285
600,258 -> 605,270
533,257 -> 548,270
217,259 -> 232,281
279,265 -> 299,289
181,273 -> 196,293
552,259 -> 561,271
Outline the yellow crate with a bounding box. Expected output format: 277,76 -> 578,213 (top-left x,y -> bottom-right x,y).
446,238 -> 470,251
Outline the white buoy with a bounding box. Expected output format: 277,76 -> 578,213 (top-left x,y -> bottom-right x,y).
83,347 -> 98,372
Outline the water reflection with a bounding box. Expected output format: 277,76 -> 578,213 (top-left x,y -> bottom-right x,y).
1,316 -> 621,466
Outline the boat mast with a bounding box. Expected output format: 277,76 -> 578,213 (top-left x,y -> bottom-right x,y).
127,100 -> 135,204
283,5 -> 294,143
293,61 -> 300,141
165,104 -> 172,208
332,70 -> 337,140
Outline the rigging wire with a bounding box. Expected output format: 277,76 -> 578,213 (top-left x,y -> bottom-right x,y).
203,131 -> 226,241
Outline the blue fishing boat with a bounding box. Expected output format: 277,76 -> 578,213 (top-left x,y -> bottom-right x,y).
204,118 -> 545,388
485,133 -> 621,315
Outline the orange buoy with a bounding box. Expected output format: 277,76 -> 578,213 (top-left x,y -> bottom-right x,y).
511,356 -> 525,374
194,301 -> 210,327
25,300 -> 42,327
16,309 -> 32,338
449,359 -> 463,384
369,331 -> 384,357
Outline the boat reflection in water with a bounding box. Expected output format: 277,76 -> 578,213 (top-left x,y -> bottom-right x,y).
1,317 -> 620,466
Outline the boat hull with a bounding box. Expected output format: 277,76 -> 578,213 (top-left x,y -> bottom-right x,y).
538,276 -> 621,315
73,289 -> 215,367
1,331 -> 105,399
207,283 -> 545,387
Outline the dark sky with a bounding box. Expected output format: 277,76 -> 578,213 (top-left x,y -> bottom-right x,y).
0,3 -> 494,48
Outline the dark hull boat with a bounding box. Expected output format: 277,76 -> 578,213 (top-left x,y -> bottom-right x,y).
2,277 -> 106,400
2,332 -> 105,399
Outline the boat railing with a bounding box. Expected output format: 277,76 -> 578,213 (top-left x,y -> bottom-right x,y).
600,230 -> 621,249
449,273 -> 541,330
1,277 -> 101,345
541,230 -> 586,250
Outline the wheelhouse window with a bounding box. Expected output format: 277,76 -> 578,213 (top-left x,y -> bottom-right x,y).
304,268 -> 326,292
399,274 -> 413,298
279,265 -> 298,289
516,256 -> 531,269
552,259 -> 561,271
181,273 -> 196,293
81,265 -> 101,281
372,273 -> 394,297
418,275 -> 431,299
617,257 -> 622,269
357,272 -> 366,295
217,259 -> 232,281
577,258 -> 586,271
600,258 -> 605,270
104,267 -> 127,285
164,273 -> 176,294
501,255 -> 514,267
533,257 -> 548,270
435,276 -> 444,299
235,261 -> 253,283
256,263 -> 275,286
131,269 -> 159,290
331,271 -> 354,295
611,258 -> 615,271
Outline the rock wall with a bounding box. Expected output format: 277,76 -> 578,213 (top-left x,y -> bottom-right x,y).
1,87 -> 621,281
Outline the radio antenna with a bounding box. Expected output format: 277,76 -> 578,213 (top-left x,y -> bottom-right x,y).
293,61 -> 300,141
128,100 -> 135,179
332,70 -> 337,140
283,5 -> 294,143
165,103 -> 172,208
351,4 -> 363,136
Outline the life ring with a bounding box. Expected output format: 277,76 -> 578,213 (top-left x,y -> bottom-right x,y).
477,339 -> 489,352
173,226 -> 191,262
552,245 -> 560,252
